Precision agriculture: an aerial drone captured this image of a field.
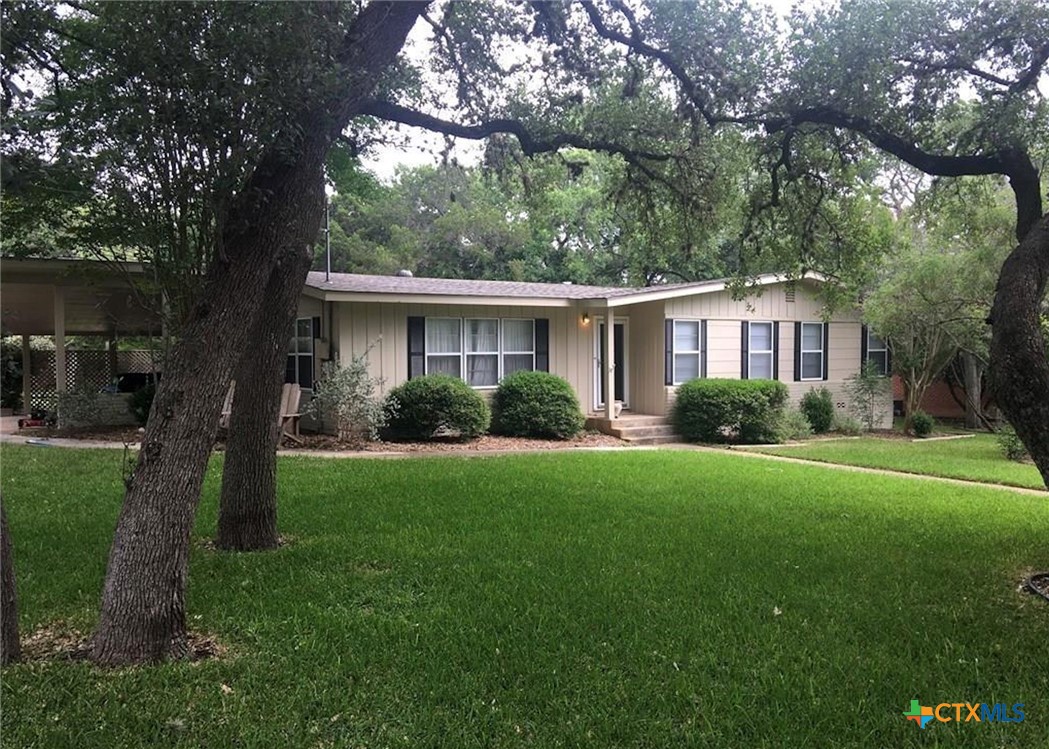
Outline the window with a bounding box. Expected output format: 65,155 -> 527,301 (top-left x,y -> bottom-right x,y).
800,322 -> 825,380
748,322 -> 774,379
426,318 -> 462,378
465,318 -> 499,387
502,319 -> 535,376
424,318 -> 536,387
672,320 -> 702,384
866,329 -> 889,375
286,317 -> 314,390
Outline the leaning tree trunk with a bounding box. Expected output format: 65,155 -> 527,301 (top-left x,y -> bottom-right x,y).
217,243 -> 313,551
1,495 -> 19,666
988,212 -> 1049,489
89,2 -> 426,666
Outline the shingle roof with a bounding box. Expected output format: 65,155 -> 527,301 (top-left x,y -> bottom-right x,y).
305,272 -> 624,299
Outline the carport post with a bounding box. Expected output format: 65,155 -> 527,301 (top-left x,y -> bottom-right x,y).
107,329 -> 118,382
53,286 -> 67,393
603,311 -> 616,421
21,335 -> 31,415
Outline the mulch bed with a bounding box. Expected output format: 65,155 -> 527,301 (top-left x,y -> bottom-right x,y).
16,426 -> 625,453
283,431 -> 625,453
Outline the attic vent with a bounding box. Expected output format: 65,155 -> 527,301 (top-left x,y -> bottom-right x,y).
785,282 -> 796,304
395,269 -> 414,277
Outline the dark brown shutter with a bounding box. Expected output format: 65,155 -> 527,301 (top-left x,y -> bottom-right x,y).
860,324 -> 869,367
700,320 -> 708,378
793,321 -> 802,381
665,319 -> 674,385
772,322 -> 780,380
407,316 -> 425,379
534,318 -> 550,372
822,322 -> 830,381
740,321 -> 749,379
312,316 -> 322,339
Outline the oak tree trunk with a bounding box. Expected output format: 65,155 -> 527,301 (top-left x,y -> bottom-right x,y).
961,351 -> 985,431
1,496 -> 19,666
217,244 -> 314,551
988,212 -> 1049,489
89,2 -> 426,666
91,146 -> 329,666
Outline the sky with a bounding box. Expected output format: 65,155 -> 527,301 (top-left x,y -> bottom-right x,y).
361,0 -> 805,182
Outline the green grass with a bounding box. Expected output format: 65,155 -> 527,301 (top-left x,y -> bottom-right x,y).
2,444 -> 1047,748
752,434 -> 1046,491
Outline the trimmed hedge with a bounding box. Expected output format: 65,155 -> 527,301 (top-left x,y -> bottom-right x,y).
382,374 -> 490,441
800,386 -> 834,434
672,378 -> 789,444
491,371 -> 584,440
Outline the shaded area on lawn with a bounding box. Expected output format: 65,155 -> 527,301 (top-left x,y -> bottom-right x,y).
1,445 -> 1047,748
751,433 -> 1045,490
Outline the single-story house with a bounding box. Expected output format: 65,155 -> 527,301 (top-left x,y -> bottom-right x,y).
292,270 -> 894,431
1,258 -> 893,433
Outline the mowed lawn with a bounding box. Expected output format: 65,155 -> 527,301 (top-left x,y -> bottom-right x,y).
751,434 -> 1046,490
2,445 -> 1047,748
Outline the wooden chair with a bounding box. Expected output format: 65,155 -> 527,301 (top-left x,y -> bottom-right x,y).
278,383 -> 303,444
219,380 -> 302,444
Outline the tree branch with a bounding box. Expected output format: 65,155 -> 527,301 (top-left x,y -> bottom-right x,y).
767,106 -> 1044,239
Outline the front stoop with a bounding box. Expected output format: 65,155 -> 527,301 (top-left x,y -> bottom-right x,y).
586,414 -> 680,446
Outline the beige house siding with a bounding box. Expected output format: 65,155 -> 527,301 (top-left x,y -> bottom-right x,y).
330,301 -> 596,409
627,301 -> 668,415
660,283 -> 891,429
299,278 -> 891,429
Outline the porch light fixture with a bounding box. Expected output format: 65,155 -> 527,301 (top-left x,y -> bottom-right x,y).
581,312 -> 590,325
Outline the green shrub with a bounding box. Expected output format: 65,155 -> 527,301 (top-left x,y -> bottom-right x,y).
911,410 -> 935,438
672,378 -> 789,444
382,374 -> 490,441
800,387 -> 834,434
491,371 -> 584,440
831,414 -> 863,435
775,407 -> 813,442
128,382 -> 156,425
996,424 -> 1030,462
306,354 -> 386,445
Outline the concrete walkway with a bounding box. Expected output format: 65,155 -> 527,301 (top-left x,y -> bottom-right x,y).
1,430 -> 1043,496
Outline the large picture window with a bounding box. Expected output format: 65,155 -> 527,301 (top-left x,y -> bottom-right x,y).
672,320 -> 702,384
866,329 -> 889,375
800,322 -> 825,381
285,317 -> 314,390
748,322 -> 774,379
424,318 -> 536,387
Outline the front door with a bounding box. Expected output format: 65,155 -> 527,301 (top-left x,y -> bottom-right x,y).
596,321 -> 626,407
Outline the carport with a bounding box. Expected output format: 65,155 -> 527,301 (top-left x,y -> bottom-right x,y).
1,257 -> 163,414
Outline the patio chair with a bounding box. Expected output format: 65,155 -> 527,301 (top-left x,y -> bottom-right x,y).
279,383 -> 303,444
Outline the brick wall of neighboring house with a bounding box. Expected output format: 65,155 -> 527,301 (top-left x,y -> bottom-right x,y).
892,374 -> 992,420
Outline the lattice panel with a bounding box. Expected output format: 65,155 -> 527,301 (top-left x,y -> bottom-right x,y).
27,349 -> 161,412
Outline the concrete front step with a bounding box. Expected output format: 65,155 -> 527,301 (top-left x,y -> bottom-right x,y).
611,424 -> 677,439
586,414 -> 668,430
626,435 -> 680,446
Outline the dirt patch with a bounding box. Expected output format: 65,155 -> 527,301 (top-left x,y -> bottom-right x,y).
282,430 -> 624,454
196,534 -> 294,552
19,621 -> 228,663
